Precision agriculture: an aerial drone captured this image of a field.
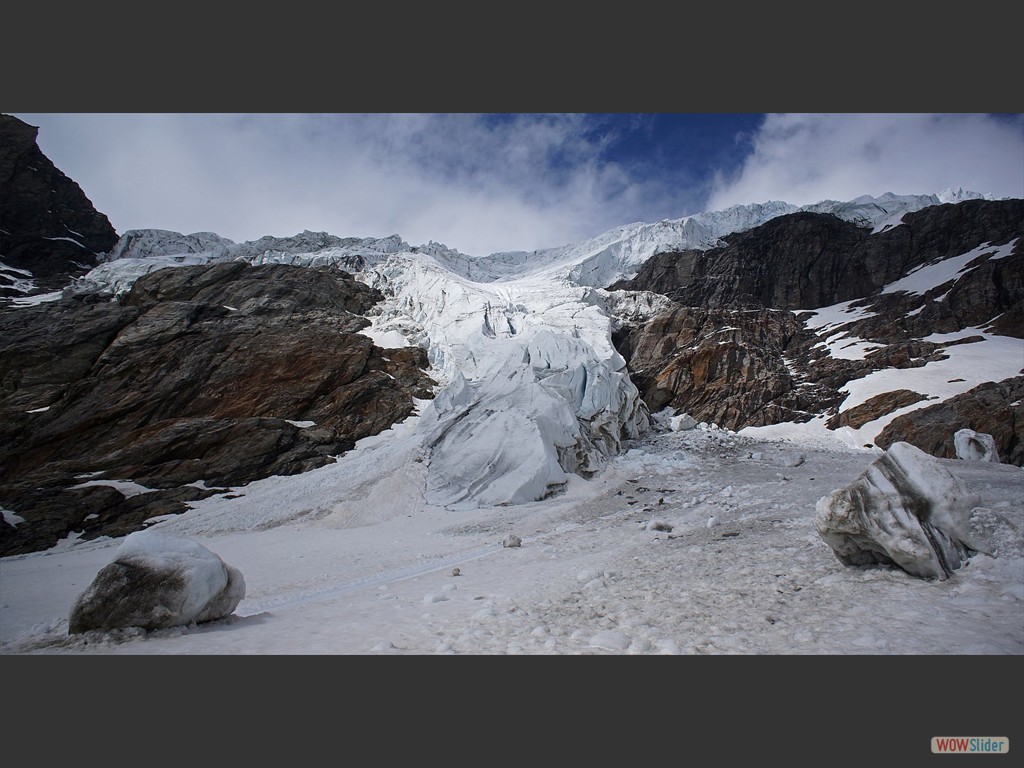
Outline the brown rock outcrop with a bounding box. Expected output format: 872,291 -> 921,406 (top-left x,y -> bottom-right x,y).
619,305 -> 834,430
825,390 -> 931,430
0,262 -> 435,555
612,200 -> 1022,453
875,377 -> 1024,466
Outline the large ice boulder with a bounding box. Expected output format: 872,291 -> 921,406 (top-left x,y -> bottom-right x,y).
953,429 -> 1001,463
669,413 -> 698,432
815,442 -> 983,580
68,530 -> 245,634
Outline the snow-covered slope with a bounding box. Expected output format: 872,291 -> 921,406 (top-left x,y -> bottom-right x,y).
5,415 -> 1020,656
70,229 -> 414,297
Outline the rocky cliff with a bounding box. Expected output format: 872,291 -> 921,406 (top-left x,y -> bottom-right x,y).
0,115 -> 119,297
0,262 -> 435,555
611,200 -> 1023,312
611,199 -> 1023,460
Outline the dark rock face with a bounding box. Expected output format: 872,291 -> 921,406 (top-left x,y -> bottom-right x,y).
875,377 -> 1024,466
620,305 -> 828,430
612,200 -> 1024,313
612,199 -> 1024,459
0,262 -> 435,555
0,114 -> 119,296
614,212 -> 875,309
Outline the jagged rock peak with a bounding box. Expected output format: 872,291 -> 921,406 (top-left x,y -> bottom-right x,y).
0,114 -> 119,295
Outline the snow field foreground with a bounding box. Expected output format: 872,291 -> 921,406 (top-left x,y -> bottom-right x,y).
2,425 -> 1020,655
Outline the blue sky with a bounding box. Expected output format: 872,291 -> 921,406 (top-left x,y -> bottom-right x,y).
12,113 -> 1023,257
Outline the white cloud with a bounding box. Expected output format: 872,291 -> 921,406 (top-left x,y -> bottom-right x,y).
708,113 -> 1024,209
15,113 -> 676,257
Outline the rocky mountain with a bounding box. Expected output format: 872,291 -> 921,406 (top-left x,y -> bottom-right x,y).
0,262 -> 434,555
609,200 -> 1022,310
0,115 -> 119,297
2,114 -> 1020,557
611,199 -> 1023,460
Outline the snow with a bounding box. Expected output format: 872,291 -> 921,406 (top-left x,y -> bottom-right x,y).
814,331 -> 881,360
69,479 -> 157,498
42,235 -> 85,248
0,261 -> 38,296
51,193 -> 968,304
417,193 -> 952,288
833,330 -> 1024,446
103,229 -> 236,262
881,239 -> 1019,297
354,254 -> 648,508
1,508 -> 26,527
1,421 -> 1020,655
800,283 -> 1023,442
937,187 -> 994,204
0,261 -> 33,277
800,298 -> 877,331
801,299 -> 882,360
357,327 -> 413,348
7,291 -> 62,306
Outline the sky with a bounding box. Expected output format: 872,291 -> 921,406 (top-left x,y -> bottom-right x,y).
11,112 -> 1024,257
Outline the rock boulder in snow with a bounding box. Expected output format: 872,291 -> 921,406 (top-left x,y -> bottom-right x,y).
815,442 -> 983,580
68,529 -> 245,634
669,413 -> 697,431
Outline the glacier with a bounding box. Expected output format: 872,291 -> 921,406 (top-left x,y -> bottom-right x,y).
55,192 -> 994,513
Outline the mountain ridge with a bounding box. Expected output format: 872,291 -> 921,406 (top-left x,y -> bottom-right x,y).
50,189 -> 1005,301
